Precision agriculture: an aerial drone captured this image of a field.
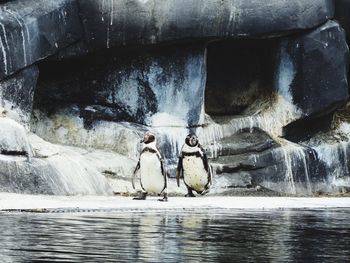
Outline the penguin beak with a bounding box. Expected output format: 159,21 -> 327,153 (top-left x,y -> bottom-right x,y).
140,139 -> 144,143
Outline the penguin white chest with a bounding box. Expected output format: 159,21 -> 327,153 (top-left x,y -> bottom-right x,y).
182,155 -> 208,192
140,152 -> 164,194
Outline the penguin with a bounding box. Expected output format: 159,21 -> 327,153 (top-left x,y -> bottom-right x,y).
132,132 -> 168,201
176,133 -> 212,197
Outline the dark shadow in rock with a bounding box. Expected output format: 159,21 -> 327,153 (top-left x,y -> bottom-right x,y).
282,113 -> 334,142
205,39 -> 278,116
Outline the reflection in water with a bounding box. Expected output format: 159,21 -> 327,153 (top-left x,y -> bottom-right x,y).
0,209 -> 349,262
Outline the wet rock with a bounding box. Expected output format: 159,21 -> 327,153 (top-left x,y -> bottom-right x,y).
310,140 -> 350,193
0,153 -> 113,195
209,129 -> 277,180
210,129 -> 318,195
211,128 -> 277,158
35,44 -> 207,127
211,172 -> 253,194
247,145 -> 319,195
0,134 -> 119,195
0,155 -> 52,194
0,0 -> 83,80
0,66 -> 39,125
0,117 -> 31,156
283,113 -> 334,142
30,107 -> 145,159
212,146 -> 317,195
79,0 -> 334,50
276,20 -> 349,119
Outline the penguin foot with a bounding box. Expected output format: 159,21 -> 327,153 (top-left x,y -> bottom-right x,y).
185,193 -> 195,197
200,188 -> 210,196
158,193 -> 168,202
133,197 -> 145,200
133,192 -> 147,200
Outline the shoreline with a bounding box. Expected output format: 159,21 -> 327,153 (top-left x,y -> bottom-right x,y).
0,193 -> 350,212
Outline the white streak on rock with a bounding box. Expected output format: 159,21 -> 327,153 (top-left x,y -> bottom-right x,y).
0,22 -> 8,75
110,0 -> 114,26
5,9 -> 28,66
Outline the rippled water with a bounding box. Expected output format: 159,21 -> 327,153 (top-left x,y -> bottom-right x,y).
0,209 -> 349,262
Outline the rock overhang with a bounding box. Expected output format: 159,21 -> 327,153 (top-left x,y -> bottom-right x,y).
78,0 -> 335,50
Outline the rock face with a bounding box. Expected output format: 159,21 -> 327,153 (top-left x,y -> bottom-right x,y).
277,20 -> 349,120
0,66 -> 39,125
0,0 -> 83,79
0,0 -> 350,196
335,0 -> 350,43
79,0 -> 334,50
35,44 -> 207,127
0,117 -> 31,156
334,0 -> 350,87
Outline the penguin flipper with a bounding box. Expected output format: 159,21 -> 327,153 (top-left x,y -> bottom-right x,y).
160,158 -> 167,194
131,160 -> 140,190
176,156 -> 183,187
200,145 -> 210,173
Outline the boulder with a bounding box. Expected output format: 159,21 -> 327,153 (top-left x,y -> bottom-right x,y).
0,0 -> 83,79
0,65 -> 39,125
275,20 -> 349,120
78,0 -> 334,50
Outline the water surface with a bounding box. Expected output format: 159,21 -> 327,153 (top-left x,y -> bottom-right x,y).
0,209 -> 349,262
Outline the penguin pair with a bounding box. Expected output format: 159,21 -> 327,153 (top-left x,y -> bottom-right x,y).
132,132 -> 212,200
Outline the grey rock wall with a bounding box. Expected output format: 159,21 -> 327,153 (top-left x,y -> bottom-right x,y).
0,65 -> 38,124
35,44 -> 207,127
276,20 -> 349,120
0,0 -> 83,80
335,0 -> 350,43
79,0 -> 334,50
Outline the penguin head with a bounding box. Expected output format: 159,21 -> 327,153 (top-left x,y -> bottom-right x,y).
141,132 -> 156,144
185,133 -> 198,147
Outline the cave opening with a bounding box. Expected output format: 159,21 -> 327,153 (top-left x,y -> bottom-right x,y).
204,38 -> 279,122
